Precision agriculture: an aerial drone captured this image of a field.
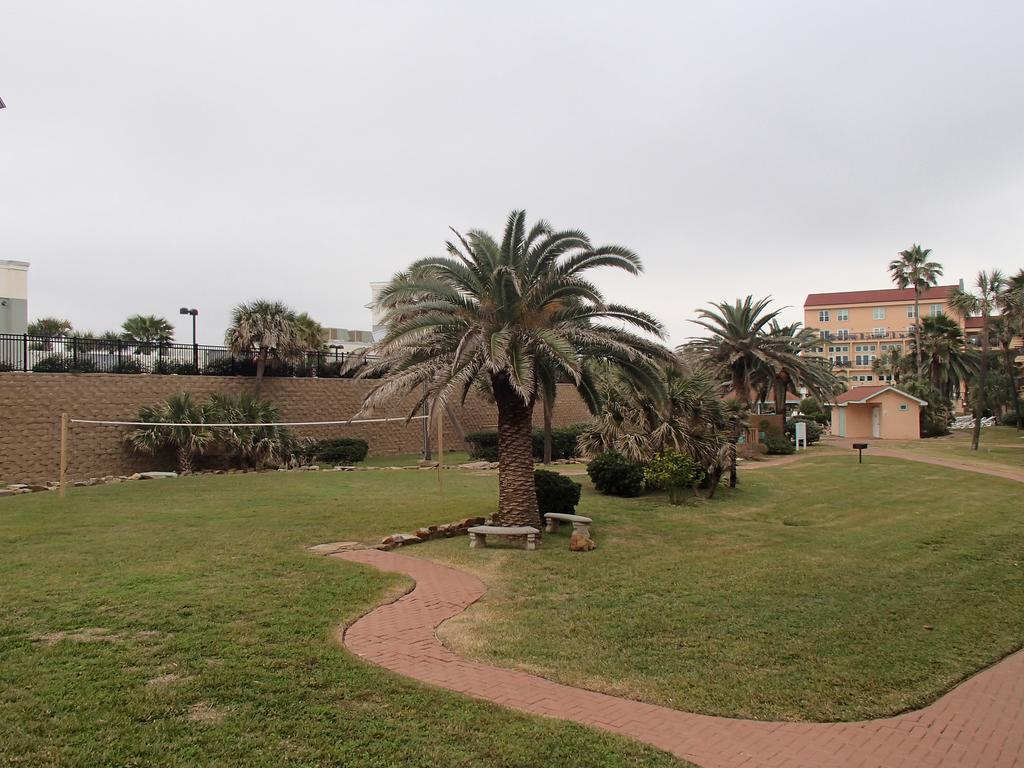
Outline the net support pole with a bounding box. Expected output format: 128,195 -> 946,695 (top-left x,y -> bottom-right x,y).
59,412 -> 69,499
436,404 -> 444,503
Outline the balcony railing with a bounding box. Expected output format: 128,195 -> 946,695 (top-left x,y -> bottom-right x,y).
819,330 -> 914,341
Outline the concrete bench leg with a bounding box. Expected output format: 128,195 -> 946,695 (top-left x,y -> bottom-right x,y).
571,522 -> 591,537
525,533 -> 537,551
544,518 -> 559,534
469,532 -> 486,549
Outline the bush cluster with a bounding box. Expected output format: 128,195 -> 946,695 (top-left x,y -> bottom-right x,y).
586,452 -> 645,497
534,469 -> 582,518
784,418 -> 822,445
465,424 -> 588,462
303,437 -> 369,464
762,422 -> 795,455
32,355 -> 97,373
644,450 -> 705,505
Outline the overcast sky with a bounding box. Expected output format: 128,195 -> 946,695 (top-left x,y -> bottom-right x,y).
2,1 -> 1022,345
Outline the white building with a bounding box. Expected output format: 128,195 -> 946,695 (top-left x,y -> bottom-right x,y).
0,260 -> 29,335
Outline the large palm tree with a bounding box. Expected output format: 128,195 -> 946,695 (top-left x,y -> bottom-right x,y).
294,312 -> 326,351
911,313 -> 977,401
888,245 -> 944,378
359,210 -> 668,528
225,300 -> 303,397
950,270 -> 1005,450
124,392 -> 214,474
871,347 -> 906,384
755,321 -> 839,416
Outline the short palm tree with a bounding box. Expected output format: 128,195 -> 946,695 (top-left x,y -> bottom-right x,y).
888,245 -> 943,378
225,300 -> 303,397
754,321 -> 839,416
207,393 -> 291,469
359,210 -> 669,528
124,392 -> 214,474
872,347 -> 906,384
950,270 -> 1005,450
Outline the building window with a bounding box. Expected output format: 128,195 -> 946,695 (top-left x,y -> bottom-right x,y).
837,309 -> 849,321
873,307 -> 886,320
872,327 -> 887,338
818,310 -> 830,322
837,329 -> 849,340
898,403 -> 909,412
929,304 -> 943,317
907,306 -> 916,318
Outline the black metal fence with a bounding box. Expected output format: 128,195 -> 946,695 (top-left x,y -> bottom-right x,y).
0,334 -> 370,378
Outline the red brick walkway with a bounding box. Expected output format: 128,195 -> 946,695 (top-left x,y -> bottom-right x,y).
335,550 -> 1024,767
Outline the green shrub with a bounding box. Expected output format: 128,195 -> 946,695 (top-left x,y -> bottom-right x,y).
308,437 -> 369,464
32,355 -> 97,373
763,422 -> 795,455
900,379 -> 951,437
467,424 -> 590,462
154,360 -> 199,375
534,469 -> 582,518
0,362 -> 14,372
465,430 -> 500,461
586,452 -> 645,497
111,358 -> 144,374
203,357 -> 240,376
785,418 -> 821,445
644,450 -> 705,505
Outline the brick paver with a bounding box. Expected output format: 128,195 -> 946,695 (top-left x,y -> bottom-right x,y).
335,549 -> 1024,768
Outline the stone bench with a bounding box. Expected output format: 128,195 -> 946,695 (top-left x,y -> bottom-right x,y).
467,525 -> 539,551
543,513 -> 593,536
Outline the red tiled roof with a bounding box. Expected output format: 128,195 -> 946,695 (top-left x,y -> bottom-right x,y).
834,385 -> 927,405
804,285 -> 958,308
964,315 -> 985,329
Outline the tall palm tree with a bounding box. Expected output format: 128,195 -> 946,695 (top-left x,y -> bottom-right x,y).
994,272 -> 1024,429
950,270 -> 1005,450
755,321 -> 839,416
359,210 -> 668,528
225,300 -> 303,397
872,347 -> 906,384
124,392 -> 214,474
121,314 -> 175,357
888,245 -> 944,378
911,313 -> 976,400
294,312 -> 326,351
27,317 -> 73,351
687,296 -> 785,404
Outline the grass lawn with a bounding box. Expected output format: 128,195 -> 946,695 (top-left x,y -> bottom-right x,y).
2,454 -> 1022,767
0,471 -> 680,768
422,455 -> 1024,722
876,426 -> 1024,471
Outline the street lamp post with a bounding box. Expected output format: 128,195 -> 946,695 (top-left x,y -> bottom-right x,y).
179,307 -> 199,372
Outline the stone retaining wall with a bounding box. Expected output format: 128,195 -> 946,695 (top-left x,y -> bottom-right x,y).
0,373 -> 592,483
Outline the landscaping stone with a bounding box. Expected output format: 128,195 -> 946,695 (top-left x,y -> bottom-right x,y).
139,471 -> 178,480
569,530 -> 597,552
458,461 -> 500,470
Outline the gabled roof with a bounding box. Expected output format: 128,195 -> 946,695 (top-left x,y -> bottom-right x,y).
804,285 -> 958,308
834,386 -> 928,406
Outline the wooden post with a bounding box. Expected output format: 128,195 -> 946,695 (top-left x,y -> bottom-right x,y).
59,413 -> 69,498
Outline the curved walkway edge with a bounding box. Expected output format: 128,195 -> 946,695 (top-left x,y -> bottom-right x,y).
335,549 -> 1024,768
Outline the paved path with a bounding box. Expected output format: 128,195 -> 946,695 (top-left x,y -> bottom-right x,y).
335,549 -> 1024,768
824,439 -> 1024,484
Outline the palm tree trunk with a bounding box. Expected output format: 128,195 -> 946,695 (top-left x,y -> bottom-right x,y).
493,375 -> 541,528
1001,342 -> 1023,430
542,391 -> 553,464
773,376 -> 787,416
971,316 -> 989,451
914,290 -> 923,379
176,446 -> 193,475
255,347 -> 268,399
728,439 -> 738,488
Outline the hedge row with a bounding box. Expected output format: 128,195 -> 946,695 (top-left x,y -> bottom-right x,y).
465,424 -> 589,462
